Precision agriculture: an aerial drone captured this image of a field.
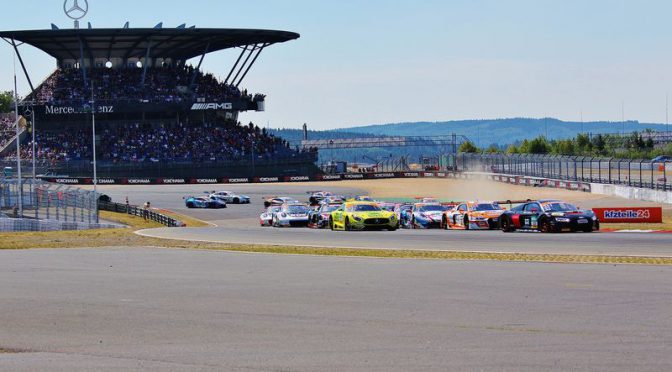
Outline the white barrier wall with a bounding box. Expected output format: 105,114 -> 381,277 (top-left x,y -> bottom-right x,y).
590,183 -> 672,205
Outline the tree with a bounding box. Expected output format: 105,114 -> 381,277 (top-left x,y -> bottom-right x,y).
0,91 -> 12,113
518,139 -> 530,153
459,141 -> 479,153
506,144 -> 519,154
591,134 -> 606,155
528,136 -> 550,154
485,144 -> 500,154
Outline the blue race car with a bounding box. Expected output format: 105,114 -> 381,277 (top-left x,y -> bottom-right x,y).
185,195 -> 227,209
401,203 -> 446,229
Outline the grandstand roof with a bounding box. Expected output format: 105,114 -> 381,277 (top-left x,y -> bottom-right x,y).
0,28 -> 299,61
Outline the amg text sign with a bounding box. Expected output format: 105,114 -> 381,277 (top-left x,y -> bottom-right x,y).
592,207 -> 662,223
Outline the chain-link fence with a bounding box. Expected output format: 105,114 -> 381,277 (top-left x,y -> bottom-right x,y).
0,178 -> 99,222
455,153 -> 671,191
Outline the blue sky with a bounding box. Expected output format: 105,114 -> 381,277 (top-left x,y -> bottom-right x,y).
1,0 -> 672,129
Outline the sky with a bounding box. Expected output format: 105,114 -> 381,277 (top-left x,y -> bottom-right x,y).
1,0 -> 672,130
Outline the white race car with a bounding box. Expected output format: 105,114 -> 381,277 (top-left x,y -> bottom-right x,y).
260,205 -> 283,226
272,203 -> 311,227
211,191 -> 251,204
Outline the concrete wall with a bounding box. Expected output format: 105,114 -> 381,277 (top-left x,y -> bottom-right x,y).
590,183 -> 672,205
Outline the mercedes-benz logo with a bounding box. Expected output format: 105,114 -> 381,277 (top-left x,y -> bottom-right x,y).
63,0 -> 88,20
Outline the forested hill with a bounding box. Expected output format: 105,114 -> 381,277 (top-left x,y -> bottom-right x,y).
333,118 -> 670,146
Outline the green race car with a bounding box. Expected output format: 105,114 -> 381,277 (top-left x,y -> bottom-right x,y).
329,201 -> 398,231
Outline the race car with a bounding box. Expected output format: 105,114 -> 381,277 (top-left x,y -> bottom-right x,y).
394,203 -> 414,222
259,205 -> 283,226
319,195 -> 346,206
211,191 -> 250,204
263,196 -> 298,208
443,201 -> 505,230
307,203 -> 342,228
184,195 -> 227,209
376,202 -> 398,213
307,191 -> 334,205
329,201 -> 398,231
401,203 -> 446,229
347,195 -> 376,202
499,199 -> 599,233
272,203 -> 311,227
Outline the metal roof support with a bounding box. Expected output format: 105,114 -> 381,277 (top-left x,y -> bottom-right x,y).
189,42 -> 210,88
235,43 -> 268,88
230,44 -> 258,87
141,39 -> 152,86
224,45 -> 249,85
3,38 -> 36,93
78,37 -> 88,88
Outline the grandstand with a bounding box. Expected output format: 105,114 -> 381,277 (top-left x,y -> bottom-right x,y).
0,27 -> 318,178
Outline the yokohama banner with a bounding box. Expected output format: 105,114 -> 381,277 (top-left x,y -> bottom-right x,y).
592,207 -> 663,223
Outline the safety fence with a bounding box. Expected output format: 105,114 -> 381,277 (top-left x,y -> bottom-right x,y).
456,153 -> 671,191
0,178 -> 99,222
98,200 -> 184,227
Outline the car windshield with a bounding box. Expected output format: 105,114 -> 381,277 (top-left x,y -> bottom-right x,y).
323,205 -> 341,212
419,205 -> 444,212
286,205 -> 309,213
542,202 -> 578,212
472,203 -> 500,211
349,204 -> 380,212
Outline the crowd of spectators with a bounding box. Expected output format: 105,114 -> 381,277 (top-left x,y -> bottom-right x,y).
11,120 -> 312,164
27,66 -> 260,105
0,114 -> 17,149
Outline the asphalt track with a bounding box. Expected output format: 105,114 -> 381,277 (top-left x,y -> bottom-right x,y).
2,247 -> 671,371
93,183 -> 672,258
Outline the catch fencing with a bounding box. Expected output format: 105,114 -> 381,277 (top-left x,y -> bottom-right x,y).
456,153 -> 671,191
0,178 -> 99,222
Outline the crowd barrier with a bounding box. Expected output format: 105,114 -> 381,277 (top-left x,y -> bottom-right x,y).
40,171 -> 452,185
99,201 -> 185,227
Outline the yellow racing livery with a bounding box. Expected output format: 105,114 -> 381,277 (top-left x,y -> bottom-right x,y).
329,201 -> 398,231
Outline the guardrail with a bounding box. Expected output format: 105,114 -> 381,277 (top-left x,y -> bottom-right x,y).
98,201 -> 184,227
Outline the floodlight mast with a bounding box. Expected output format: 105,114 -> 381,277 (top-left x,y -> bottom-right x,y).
13,50 -> 22,217
91,81 -> 98,223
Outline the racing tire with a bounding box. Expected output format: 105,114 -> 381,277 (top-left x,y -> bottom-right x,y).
345,217 -> 352,231
539,219 -> 553,233
387,225 -> 397,231
411,217 -> 416,229
582,224 -> 593,233
233,198 -> 240,204
463,215 -> 469,230
500,216 -> 515,232
186,202 -> 194,208
329,218 -> 335,231
442,216 -> 448,230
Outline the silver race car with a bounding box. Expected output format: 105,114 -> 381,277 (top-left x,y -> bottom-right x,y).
272,203 -> 311,227
211,191 -> 251,204
260,205 -> 283,226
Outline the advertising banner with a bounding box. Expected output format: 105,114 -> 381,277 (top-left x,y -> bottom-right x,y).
592,207 -> 663,223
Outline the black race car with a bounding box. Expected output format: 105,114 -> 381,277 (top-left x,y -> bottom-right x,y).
499,199 -> 599,233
